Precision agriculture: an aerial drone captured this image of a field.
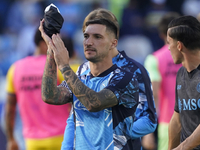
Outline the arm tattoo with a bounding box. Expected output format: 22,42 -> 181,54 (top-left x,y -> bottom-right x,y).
41,50 -> 72,104
62,65 -> 118,112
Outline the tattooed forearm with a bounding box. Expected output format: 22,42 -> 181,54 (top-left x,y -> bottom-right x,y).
42,76 -> 56,101
42,77 -> 72,105
45,50 -> 57,75
62,65 -> 118,112
42,50 -> 72,104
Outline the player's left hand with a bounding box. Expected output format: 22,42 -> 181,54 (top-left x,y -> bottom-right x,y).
49,34 -> 70,70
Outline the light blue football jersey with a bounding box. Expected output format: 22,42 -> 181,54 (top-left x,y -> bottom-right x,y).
73,64 -> 138,150
60,51 -> 157,150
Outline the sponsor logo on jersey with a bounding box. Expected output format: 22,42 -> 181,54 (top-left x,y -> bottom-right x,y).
178,98 -> 200,111
74,99 -> 87,111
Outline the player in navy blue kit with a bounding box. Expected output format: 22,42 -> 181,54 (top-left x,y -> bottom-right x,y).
168,16 -> 200,150
40,8 -> 157,150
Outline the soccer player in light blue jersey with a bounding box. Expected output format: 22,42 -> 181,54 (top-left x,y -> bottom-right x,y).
39,8 -> 157,150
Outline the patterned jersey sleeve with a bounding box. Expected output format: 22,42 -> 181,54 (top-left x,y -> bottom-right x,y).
132,66 -> 157,138
105,68 -> 146,141
105,69 -> 139,108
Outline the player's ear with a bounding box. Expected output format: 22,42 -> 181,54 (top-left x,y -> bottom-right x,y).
111,39 -> 118,49
177,41 -> 183,52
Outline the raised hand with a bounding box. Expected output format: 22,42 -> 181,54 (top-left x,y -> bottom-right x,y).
49,34 -> 70,71
39,19 -> 52,46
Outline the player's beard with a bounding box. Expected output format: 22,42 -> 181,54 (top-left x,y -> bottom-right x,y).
85,50 -> 109,63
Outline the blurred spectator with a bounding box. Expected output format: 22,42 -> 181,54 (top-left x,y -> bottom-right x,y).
118,35 -> 153,65
5,0 -> 42,35
0,33 -> 19,76
181,0 -> 200,17
118,0 -> 154,65
143,0 -> 170,51
0,1 -> 44,78
15,25 -> 38,58
0,0 -> 12,34
107,0 -> 129,26
144,12 -> 182,150
13,1 -> 43,58
120,0 -> 145,38
165,0 -> 184,15
54,0 -> 83,38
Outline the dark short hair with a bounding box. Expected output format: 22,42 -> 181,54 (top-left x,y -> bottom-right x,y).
82,8 -> 119,39
158,12 -> 180,36
34,28 -> 44,46
168,15 -> 200,50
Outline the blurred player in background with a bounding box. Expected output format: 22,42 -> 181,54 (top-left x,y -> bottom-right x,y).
144,12 -> 181,150
5,28 -> 78,150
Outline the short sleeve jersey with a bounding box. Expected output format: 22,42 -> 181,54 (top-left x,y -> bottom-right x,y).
175,66 -> 200,150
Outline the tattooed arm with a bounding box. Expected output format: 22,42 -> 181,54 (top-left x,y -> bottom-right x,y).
39,20 -> 72,105
41,47 -> 73,105
60,65 -> 118,112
